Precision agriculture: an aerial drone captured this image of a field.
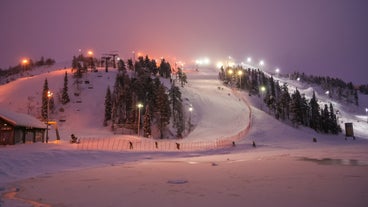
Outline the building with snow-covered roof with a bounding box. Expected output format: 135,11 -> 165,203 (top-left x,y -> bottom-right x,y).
0,108 -> 46,145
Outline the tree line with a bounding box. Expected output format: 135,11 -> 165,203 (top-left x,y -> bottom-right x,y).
219,66 -> 341,134
290,72 -> 359,106
0,56 -> 55,84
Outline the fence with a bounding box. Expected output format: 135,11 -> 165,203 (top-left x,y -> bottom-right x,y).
77,90 -> 252,152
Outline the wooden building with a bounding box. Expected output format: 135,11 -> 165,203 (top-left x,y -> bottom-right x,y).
0,109 -> 46,145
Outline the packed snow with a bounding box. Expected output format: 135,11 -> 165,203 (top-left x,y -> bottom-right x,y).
0,64 -> 368,207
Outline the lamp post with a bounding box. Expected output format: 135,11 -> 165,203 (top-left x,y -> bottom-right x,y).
188,106 -> 193,132
247,57 -> 251,63
275,68 -> 280,77
259,60 -> 264,67
137,103 -> 143,137
237,70 -> 243,88
46,90 -> 53,143
87,50 -> 94,70
21,58 -> 29,72
260,86 -> 266,110
365,108 -> 368,123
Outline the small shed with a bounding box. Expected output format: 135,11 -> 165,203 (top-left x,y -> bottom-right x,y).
0,108 -> 46,145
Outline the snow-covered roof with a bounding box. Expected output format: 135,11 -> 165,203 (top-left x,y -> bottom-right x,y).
0,108 -> 46,129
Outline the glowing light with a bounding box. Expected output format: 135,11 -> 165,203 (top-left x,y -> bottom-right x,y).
247,57 -> 252,63
21,58 -> 29,65
238,70 -> 243,76
297,77 -> 300,81
259,60 -> 265,66
195,57 -> 210,66
228,62 -> 235,67
87,50 -> 93,56
137,103 -> 143,108
47,90 -> 53,98
275,68 -> 280,73
228,69 -> 233,75
260,86 -> 266,92
216,62 -> 224,68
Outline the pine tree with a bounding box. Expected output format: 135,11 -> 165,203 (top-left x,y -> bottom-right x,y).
103,86 -> 112,126
61,72 -> 70,105
354,89 -> 359,106
309,91 -> 321,131
279,83 -> 291,120
41,79 -> 49,120
156,84 -> 171,139
321,104 -> 330,133
143,104 -> 152,138
290,88 -> 303,126
72,56 -> 78,69
169,85 -> 185,138
329,103 -> 340,134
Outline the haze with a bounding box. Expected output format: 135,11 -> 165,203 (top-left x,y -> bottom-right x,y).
1,0 -> 367,84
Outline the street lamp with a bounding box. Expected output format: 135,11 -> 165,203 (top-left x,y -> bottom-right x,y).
137,103 -> 143,137
228,69 -> 233,75
87,50 -> 94,69
260,86 -> 266,110
275,68 -> 280,77
247,57 -> 251,63
46,90 -> 53,143
259,60 -> 265,67
21,58 -> 29,71
237,70 -> 243,88
188,106 -> 193,132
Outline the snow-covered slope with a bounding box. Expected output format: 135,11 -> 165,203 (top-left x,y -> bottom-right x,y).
1,63 -> 368,207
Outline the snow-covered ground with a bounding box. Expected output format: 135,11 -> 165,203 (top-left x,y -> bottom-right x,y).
1,64 -> 368,207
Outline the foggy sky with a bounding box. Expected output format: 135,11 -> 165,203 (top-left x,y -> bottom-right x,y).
1,0 -> 367,84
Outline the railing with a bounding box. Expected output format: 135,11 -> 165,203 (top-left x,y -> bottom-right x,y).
77,90 -> 252,152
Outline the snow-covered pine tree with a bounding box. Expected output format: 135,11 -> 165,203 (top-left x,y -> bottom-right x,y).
41,78 -> 49,120
61,72 -> 70,105
103,86 -> 112,126
279,83 -> 291,120
156,84 -> 171,139
309,91 -> 321,131
169,85 -> 185,138
143,104 -> 152,138
290,88 -> 303,126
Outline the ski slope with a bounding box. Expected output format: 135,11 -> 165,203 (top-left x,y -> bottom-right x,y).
1,64 -> 368,207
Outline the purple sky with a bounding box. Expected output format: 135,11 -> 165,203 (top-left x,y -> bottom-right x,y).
1,0 -> 367,84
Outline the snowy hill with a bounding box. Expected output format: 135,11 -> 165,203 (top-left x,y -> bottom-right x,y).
1,62 -> 368,207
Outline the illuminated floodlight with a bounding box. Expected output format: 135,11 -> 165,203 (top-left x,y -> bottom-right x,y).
21,58 -> 29,65
216,61 -> 224,68
228,62 -> 235,67
87,50 -> 94,56
297,77 -> 300,81
203,57 -> 210,65
259,60 -> 265,66
325,91 -> 330,95
247,57 -> 252,63
196,57 -> 210,65
260,86 -> 266,92
275,68 -> 280,74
